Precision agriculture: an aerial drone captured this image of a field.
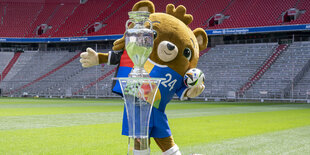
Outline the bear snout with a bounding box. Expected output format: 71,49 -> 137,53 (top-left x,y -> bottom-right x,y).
157,41 -> 178,62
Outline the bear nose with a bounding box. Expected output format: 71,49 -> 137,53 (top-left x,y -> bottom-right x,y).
167,43 -> 175,51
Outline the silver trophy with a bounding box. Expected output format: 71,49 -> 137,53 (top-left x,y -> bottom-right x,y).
115,11 -> 163,155
125,11 -> 153,78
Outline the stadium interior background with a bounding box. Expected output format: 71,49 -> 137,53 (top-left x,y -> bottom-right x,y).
1,0 -> 310,102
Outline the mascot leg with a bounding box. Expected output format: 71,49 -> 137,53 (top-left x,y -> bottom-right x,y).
154,136 -> 181,155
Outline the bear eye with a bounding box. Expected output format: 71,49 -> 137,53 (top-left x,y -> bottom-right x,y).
153,30 -> 157,39
183,48 -> 192,60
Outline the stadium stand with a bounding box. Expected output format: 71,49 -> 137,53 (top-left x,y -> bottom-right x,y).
244,41 -> 310,99
282,41 -> 310,99
197,42 -> 278,98
0,49 -> 117,97
91,0 -> 143,36
1,45 -> 310,99
1,0 -> 310,101
238,44 -> 289,94
3,51 -> 37,82
0,52 -> 21,81
53,0 -> 114,37
71,66 -> 117,97
4,51 -> 80,95
210,0 -> 298,29
0,0 -> 310,37
0,52 -> 14,75
290,0 -> 310,25
292,69 -> 310,99
0,2 -> 42,37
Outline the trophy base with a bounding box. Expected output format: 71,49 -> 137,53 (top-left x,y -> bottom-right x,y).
128,137 -> 150,155
129,67 -> 150,78
112,77 -> 165,155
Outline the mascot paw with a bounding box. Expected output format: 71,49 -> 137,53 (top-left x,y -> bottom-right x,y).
186,83 -> 205,98
80,48 -> 99,68
112,36 -> 125,51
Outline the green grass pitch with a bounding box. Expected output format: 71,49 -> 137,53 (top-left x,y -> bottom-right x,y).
0,98 -> 310,154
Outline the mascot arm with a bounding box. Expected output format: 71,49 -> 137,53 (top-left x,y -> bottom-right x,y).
80,48 -> 124,68
107,50 -> 124,65
98,53 -> 108,64
176,86 -> 189,101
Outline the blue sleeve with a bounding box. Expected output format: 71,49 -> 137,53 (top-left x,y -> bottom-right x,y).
176,84 -> 189,100
108,50 -> 123,65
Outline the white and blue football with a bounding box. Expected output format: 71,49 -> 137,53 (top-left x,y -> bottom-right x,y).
184,68 -> 205,88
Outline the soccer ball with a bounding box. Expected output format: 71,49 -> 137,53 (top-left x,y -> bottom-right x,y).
184,68 -> 205,88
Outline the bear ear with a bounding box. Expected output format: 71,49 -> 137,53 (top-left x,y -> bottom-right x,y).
166,4 -> 193,25
132,0 -> 155,13
193,28 -> 208,51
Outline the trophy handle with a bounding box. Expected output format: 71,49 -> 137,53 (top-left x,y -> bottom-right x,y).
125,19 -> 153,30
125,19 -> 134,30
145,19 -> 153,30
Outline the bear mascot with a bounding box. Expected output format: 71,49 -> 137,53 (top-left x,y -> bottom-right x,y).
79,1 -> 208,154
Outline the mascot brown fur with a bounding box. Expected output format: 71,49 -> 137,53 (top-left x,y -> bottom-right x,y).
80,1 -> 208,154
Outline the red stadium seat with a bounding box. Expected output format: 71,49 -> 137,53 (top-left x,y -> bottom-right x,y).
0,0 -> 309,37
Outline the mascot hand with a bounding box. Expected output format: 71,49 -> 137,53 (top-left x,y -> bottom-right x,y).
80,48 -> 99,68
112,36 -> 125,51
186,83 -> 205,98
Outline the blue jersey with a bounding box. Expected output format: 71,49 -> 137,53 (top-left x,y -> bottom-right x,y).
113,58 -> 188,138
143,59 -> 188,112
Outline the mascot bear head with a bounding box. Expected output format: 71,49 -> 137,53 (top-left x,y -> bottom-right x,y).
113,0 -> 208,76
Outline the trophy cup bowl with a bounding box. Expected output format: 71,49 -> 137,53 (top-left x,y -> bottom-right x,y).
125,11 -> 154,78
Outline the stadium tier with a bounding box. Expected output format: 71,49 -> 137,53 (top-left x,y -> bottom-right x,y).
0,0 -> 310,101
1,41 -> 310,99
0,0 -> 309,37
0,49 -> 118,97
245,41 -> 310,98
198,43 -> 278,98
293,65 -> 310,99
0,52 -> 14,75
